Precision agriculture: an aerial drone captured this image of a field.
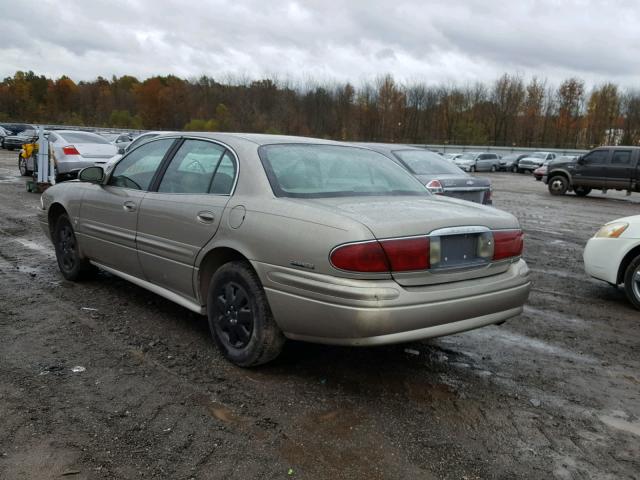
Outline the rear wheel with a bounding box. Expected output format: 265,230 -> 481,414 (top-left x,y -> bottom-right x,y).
53,214 -> 95,281
490,165 -> 497,172
511,164 -> 518,173
207,261 -> 285,367
548,175 -> 568,196
574,186 -> 591,197
469,165 -> 476,172
623,255 -> 640,310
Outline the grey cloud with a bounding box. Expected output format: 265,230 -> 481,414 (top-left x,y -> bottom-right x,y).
0,0 -> 638,87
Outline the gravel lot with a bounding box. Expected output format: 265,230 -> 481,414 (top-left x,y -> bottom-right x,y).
0,148 -> 639,480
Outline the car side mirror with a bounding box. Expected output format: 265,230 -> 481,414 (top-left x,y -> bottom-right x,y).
78,166 -> 104,183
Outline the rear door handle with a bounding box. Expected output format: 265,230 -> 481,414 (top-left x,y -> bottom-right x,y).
123,201 -> 137,212
197,211 -> 215,223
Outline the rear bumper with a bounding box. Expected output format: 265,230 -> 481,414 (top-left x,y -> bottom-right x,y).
255,259 -> 531,346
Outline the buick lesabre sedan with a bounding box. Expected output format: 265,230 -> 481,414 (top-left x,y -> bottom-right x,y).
39,133 -> 531,366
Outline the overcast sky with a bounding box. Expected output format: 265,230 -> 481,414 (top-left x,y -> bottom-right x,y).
1,0 -> 639,88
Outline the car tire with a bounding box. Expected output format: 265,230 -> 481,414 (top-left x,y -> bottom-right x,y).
53,214 -> 95,281
548,175 -> 568,196
490,165 -> 497,172
574,187 -> 591,197
207,260 -> 285,367
469,165 -> 476,172
623,255 -> 640,310
18,155 -> 32,176
511,165 -> 518,173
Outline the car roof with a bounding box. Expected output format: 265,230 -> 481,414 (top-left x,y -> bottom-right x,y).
153,132 -> 349,150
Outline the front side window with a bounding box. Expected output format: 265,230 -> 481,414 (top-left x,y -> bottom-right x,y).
108,139 -> 174,190
582,150 -> 609,165
259,144 -> 428,198
158,140 -> 228,194
611,150 -> 631,165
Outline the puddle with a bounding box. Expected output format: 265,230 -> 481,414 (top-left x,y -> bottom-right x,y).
16,265 -> 41,275
599,413 -> 640,437
471,328 -> 597,364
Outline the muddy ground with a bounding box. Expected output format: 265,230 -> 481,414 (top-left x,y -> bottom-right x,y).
0,148 -> 638,480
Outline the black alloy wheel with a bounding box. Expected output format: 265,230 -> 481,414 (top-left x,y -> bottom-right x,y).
207,261 -> 285,367
214,281 -> 254,349
53,214 -> 94,280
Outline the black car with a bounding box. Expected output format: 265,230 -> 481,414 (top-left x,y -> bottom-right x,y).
545,147 -> 640,197
2,124 -> 37,150
356,143 -> 493,205
499,153 -> 528,172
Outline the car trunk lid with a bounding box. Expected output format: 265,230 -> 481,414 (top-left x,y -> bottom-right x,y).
294,195 -> 520,286
73,143 -> 118,159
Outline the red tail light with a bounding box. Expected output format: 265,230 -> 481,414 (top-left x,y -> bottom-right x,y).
330,241 -> 389,272
483,189 -> 492,204
426,179 -> 444,194
493,230 -> 524,260
330,237 -> 430,272
62,145 -> 80,155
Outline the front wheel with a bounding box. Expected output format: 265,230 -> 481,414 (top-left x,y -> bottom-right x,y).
623,255 -> 640,310
18,156 -> 32,176
53,214 -> 94,281
574,186 -> 591,197
490,165 -> 497,172
511,165 -> 518,173
548,175 -> 568,196
207,261 -> 285,367
469,165 -> 476,172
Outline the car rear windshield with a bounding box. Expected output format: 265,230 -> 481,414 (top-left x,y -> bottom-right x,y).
259,144 -> 429,198
393,150 -> 464,176
58,132 -> 110,144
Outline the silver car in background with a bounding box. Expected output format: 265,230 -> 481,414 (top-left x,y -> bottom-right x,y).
39,133 -> 530,367
356,144 -> 493,204
454,152 -> 501,172
38,130 -> 119,180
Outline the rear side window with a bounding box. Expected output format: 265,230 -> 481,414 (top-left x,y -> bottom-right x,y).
582,150 -> 609,165
109,139 -> 174,190
210,151 -> 237,194
158,140 -> 228,194
611,150 -> 631,165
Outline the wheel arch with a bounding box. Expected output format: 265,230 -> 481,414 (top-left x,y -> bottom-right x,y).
196,246 -> 255,305
47,202 -> 68,238
547,169 -> 572,183
617,244 -> 640,285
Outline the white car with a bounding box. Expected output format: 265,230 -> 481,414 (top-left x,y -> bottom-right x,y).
584,215 -> 640,309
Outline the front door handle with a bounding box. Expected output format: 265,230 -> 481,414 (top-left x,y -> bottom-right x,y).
123,201 -> 137,212
197,211 -> 215,223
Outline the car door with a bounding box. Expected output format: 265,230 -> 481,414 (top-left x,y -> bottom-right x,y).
77,138 -> 176,278
606,149 -> 634,190
573,149 -> 610,188
135,138 -> 237,299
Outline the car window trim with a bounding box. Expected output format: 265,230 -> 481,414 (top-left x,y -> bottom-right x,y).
148,136 -> 240,197
106,137 -> 181,192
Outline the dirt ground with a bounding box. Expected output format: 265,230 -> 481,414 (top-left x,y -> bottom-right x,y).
0,148 -> 638,480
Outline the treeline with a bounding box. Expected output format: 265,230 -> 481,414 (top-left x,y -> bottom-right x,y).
1,70 -> 639,148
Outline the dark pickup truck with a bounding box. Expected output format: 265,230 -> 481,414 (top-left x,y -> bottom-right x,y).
545,146 -> 640,197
